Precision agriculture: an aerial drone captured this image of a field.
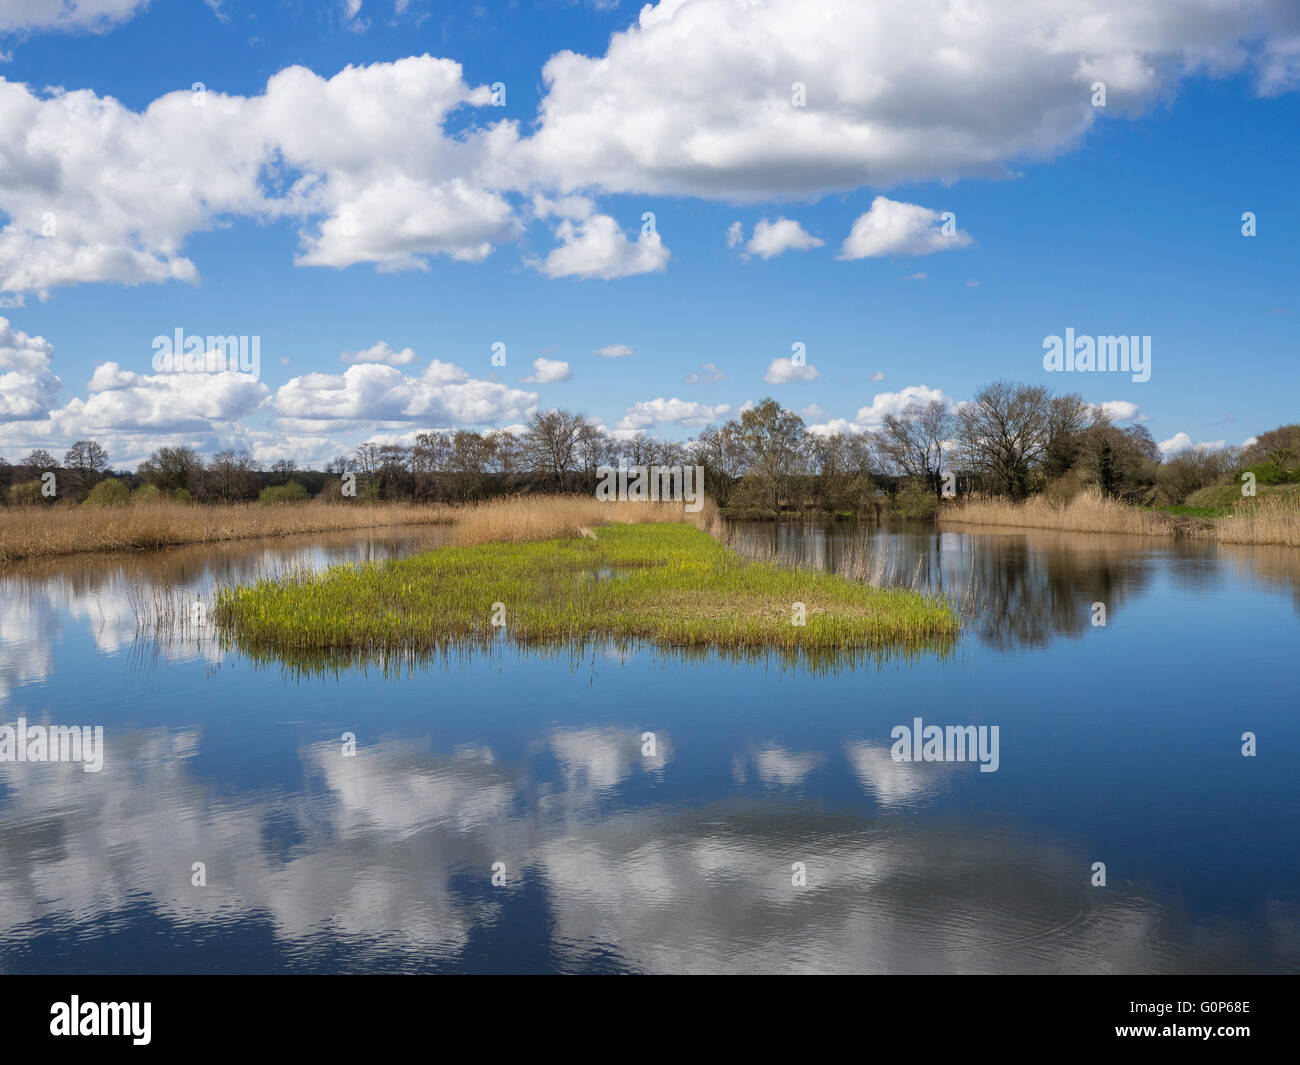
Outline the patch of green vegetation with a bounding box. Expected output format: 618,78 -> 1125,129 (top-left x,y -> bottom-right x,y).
258,481 -> 309,504
1155,504 -> 1232,519
215,522 -> 960,670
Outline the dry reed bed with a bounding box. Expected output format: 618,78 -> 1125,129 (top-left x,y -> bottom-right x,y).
941,490 -> 1300,547
0,495 -> 717,565
0,500 -> 457,564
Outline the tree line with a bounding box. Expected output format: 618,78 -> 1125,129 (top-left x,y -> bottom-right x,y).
5,381 -> 1295,515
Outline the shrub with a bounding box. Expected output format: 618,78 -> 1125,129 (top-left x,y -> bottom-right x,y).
890,480 -> 938,520
83,478 -> 130,507
1238,461 -> 1297,487
8,480 -> 46,505
173,487 -> 194,504
258,481 -> 309,504
132,483 -> 165,504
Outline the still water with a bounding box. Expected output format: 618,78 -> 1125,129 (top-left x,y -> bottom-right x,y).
0,521 -> 1296,973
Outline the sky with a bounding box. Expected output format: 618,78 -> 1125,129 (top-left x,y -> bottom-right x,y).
0,0 -> 1297,469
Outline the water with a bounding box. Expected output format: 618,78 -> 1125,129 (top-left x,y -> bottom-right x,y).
0,520 -> 1296,973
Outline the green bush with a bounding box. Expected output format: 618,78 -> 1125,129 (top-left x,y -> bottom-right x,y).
173,487 -> 194,503
8,479 -> 46,505
258,481 -> 309,504
890,480 -> 938,520
83,478 -> 130,507
1238,461 -> 1297,487
132,483 -> 165,504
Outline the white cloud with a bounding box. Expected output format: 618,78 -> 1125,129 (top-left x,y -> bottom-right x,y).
902,273 -> 927,282
0,57 -> 522,296
1094,400 -> 1143,422
340,340 -> 418,366
684,363 -> 725,384
870,371 -> 886,381
725,221 -> 744,248
743,217 -> 823,259
272,360 -> 538,429
526,0 -> 1300,201
763,357 -> 819,384
617,397 -> 731,430
0,0 -> 150,34
0,317 -> 60,420
1157,432 -> 1228,458
4,4 -> 1300,299
838,196 -> 972,260
534,213 -> 670,279
594,344 -> 634,358
807,384 -> 952,436
521,357 -> 573,383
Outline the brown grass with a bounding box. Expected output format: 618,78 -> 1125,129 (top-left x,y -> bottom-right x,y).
446,495 -> 709,545
941,487 -> 1300,546
0,500 -> 457,564
1214,495 -> 1300,548
0,495 -> 726,565
940,490 -> 1174,537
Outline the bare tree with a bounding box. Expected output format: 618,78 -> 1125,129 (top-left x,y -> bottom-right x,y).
956,381 -> 1054,499
878,400 -> 952,496
140,446 -> 204,495
523,410 -> 589,489
64,440 -> 110,493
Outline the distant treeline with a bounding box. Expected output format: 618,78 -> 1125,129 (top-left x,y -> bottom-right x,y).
5,382 -> 1297,517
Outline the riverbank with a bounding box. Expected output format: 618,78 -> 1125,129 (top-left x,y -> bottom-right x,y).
940,491 -> 1300,548
0,495 -> 706,565
0,500 -> 458,564
215,520 -> 960,667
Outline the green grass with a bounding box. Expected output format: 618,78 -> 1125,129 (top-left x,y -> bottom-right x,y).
214,522 -> 960,671
1150,504 -> 1232,519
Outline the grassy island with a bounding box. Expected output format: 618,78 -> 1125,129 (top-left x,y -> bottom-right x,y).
214,520 -> 960,667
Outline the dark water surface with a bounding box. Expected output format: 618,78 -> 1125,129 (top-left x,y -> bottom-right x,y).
1,520 -> 1296,973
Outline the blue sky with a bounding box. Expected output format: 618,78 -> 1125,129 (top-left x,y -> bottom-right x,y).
0,0 -> 1297,467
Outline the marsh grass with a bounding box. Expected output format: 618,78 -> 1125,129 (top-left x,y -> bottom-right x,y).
215,521 -> 961,671
944,488 -> 1300,546
0,500 -> 457,564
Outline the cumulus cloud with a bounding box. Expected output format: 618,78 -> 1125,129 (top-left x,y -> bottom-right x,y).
520,357 -> 572,383
725,221 -> 744,248
5,4 -> 1300,296
272,360 -> 538,429
617,397 -> 730,430
525,0 -> 1300,200
740,217 -> 824,259
534,213 -> 670,279
0,317 -> 60,420
340,340 -> 418,366
839,196 -> 972,259
1094,400 -> 1143,422
807,384 -> 952,436
0,56 -> 521,296
763,357 -> 819,384
1157,432 -> 1228,458
594,344 -> 634,358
